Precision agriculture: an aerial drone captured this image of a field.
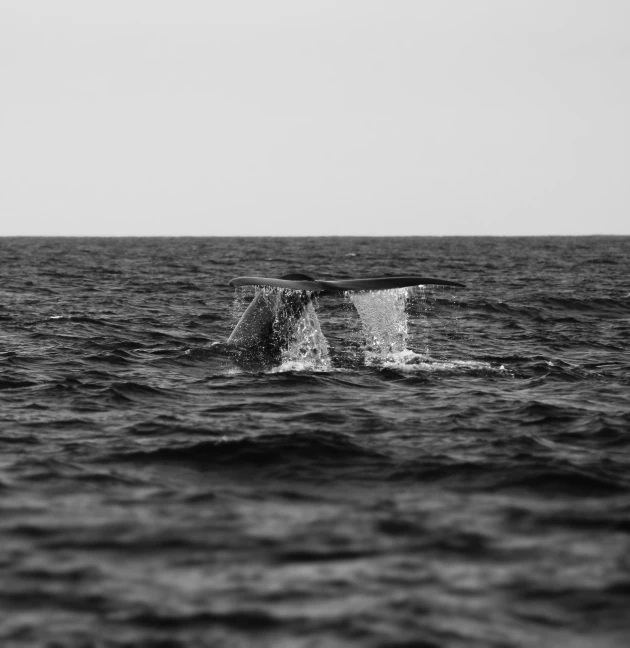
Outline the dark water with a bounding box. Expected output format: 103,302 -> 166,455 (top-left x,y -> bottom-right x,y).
1,236 -> 629,647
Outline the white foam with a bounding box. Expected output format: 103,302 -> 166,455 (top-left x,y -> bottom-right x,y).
360,347 -> 492,372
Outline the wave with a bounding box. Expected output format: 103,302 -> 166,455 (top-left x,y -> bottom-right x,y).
391,456 -> 628,495
447,295 -> 630,323
0,378 -> 37,390
539,296 -> 630,314
105,422 -> 630,495
125,609 -> 280,631
46,315 -> 114,326
114,431 -> 386,472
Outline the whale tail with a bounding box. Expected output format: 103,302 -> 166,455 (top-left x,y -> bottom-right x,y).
227,273 -> 465,366
228,275 -> 466,292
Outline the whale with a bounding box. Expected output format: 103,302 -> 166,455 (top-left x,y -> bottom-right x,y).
227,273 -> 465,367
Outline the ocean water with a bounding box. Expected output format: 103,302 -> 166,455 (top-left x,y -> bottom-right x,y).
1,236 -> 629,647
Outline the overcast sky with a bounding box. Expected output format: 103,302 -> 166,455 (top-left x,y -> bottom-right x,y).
1,0 -> 628,236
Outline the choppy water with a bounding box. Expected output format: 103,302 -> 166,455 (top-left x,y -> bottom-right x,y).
1,236 -> 629,647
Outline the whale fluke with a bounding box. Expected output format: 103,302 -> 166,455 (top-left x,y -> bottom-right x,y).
227,273 -> 465,367
228,275 -> 466,291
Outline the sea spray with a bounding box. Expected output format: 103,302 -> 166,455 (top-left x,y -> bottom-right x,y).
231,285 -> 251,327
349,287 -> 410,361
278,297 -> 331,371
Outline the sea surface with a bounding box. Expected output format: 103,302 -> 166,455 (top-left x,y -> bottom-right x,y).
1,236 -> 629,647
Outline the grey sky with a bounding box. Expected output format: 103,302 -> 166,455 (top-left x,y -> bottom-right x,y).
1,0 -> 628,235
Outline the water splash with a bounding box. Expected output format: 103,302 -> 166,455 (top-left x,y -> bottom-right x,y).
378,350 -> 501,374
232,286 -> 331,371
231,286 -> 251,326
275,298 -> 331,372
349,288 -> 410,361
232,286 -> 490,374
347,287 -> 497,373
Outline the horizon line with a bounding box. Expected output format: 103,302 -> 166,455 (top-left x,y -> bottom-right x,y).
0,233 -> 628,239
0,234 -> 630,239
